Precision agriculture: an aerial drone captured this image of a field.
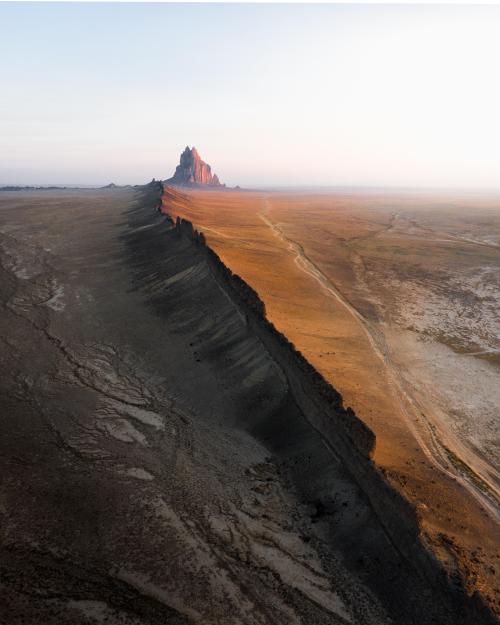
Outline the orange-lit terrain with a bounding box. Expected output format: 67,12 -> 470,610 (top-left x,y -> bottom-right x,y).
4,0 -> 500,620
163,186 -> 500,611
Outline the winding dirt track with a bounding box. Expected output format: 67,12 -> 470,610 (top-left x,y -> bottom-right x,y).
259,199 -> 499,519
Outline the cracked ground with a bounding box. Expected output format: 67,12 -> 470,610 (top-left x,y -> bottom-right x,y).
0,187 -> 393,625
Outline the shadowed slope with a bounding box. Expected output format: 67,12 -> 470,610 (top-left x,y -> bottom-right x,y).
159,185 -> 497,624
0,183 -> 495,624
163,185 -> 500,619
0,184 -> 379,624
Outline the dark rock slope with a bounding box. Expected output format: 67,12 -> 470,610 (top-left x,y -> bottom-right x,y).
0,183 -> 495,625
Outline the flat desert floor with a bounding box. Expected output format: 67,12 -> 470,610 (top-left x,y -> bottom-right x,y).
164,186 -> 500,605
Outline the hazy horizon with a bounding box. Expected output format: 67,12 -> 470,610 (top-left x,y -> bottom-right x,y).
4,182 -> 500,196
1,3 -> 499,188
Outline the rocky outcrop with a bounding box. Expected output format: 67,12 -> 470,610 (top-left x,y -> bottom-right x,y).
165,146 -> 223,188
165,203 -> 375,455
161,185 -> 498,625
1,179 -> 494,625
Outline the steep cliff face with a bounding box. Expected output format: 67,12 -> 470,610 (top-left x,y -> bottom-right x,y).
165,146 -> 223,187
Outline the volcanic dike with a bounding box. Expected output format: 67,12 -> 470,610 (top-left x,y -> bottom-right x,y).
0,163 -> 496,624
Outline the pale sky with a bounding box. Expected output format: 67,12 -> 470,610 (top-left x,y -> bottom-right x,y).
1,3 -> 499,187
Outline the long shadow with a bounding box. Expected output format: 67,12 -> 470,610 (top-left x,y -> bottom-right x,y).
122,182 -> 497,625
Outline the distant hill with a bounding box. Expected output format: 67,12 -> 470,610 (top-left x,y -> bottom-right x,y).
165,146 -> 224,188
0,185 -> 72,191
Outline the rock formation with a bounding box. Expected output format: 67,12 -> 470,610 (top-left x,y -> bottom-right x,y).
165,146 -> 223,187
0,181 -> 496,624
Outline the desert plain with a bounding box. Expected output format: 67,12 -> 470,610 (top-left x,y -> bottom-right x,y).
0,182 -> 498,624
164,185 -> 500,611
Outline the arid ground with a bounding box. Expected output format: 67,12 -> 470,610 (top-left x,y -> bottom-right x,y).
164,186 -> 500,613
0,184 -> 498,624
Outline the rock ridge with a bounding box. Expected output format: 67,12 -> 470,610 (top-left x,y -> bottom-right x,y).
160,183 -> 497,625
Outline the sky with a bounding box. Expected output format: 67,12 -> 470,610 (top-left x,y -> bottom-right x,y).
1,3 -> 499,188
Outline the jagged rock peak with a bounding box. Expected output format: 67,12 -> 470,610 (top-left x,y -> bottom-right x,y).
165,146 -> 224,188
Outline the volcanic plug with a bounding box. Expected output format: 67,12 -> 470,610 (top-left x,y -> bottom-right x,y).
165,146 -> 223,187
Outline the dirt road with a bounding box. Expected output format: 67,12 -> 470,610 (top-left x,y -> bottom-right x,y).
259,200 -> 499,518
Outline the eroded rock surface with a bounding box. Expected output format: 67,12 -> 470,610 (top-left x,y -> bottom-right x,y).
165,147 -> 222,187
0,184 -> 495,625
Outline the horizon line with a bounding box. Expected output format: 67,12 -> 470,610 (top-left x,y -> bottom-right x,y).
3,181 -> 500,195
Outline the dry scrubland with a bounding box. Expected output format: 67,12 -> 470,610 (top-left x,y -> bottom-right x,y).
164,186 -> 500,613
